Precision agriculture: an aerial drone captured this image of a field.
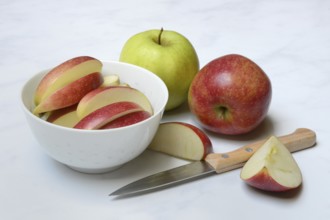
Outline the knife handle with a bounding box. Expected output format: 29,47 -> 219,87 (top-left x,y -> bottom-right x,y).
205,128 -> 316,173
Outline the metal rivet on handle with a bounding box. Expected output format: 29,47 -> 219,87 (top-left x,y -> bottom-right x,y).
221,154 -> 229,158
245,147 -> 253,152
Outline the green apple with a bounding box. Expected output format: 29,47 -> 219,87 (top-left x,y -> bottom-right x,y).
120,28 -> 199,111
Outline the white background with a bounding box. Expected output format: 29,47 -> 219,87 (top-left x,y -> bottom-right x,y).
1,0 -> 330,219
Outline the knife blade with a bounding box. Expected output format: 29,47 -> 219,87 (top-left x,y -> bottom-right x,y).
110,128 -> 316,196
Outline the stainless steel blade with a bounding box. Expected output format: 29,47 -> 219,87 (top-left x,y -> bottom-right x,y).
110,161 -> 215,196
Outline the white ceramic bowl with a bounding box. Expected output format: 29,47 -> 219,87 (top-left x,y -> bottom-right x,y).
21,61 -> 168,173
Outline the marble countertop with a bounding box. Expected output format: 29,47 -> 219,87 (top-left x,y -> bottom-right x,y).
1,0 -> 330,219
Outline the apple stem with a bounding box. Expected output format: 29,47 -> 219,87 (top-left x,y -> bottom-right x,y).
158,28 -> 164,45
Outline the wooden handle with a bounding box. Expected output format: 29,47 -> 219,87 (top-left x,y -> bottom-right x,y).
205,128 -> 316,173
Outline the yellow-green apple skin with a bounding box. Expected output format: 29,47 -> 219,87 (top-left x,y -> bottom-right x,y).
120,29 -> 199,111
240,136 -> 302,192
188,54 -> 272,135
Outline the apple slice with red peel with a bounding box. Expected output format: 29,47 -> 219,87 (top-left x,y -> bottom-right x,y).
74,101 -> 144,130
46,105 -> 79,128
77,86 -> 153,119
33,72 -> 103,114
240,136 -> 302,192
35,56 -> 102,105
148,122 -> 213,160
101,111 -> 151,129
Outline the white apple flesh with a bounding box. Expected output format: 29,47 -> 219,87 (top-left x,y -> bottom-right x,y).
101,74 -> 120,87
240,136 -> 302,192
148,122 -> 213,160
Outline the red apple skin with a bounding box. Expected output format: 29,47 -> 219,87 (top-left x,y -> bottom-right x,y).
34,72 -> 103,114
74,101 -> 143,130
101,111 -> 151,129
188,54 -> 272,135
243,168 -> 296,192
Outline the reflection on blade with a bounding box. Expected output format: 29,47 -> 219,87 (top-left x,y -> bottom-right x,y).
110,161 -> 215,196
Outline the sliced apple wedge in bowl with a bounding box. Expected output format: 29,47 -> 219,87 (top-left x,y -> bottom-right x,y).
76,86 -> 153,119
74,101 -> 146,130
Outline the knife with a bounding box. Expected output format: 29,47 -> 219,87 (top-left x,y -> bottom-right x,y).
110,128 -> 316,196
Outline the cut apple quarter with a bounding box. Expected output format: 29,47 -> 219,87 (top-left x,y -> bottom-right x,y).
240,136 -> 302,192
148,122 -> 213,160
74,101 -> 144,130
76,86 -> 153,119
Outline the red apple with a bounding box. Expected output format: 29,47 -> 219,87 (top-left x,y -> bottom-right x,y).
33,72 -> 103,114
188,54 -> 272,135
240,136 -> 302,191
74,101 -> 144,130
46,104 -> 79,128
101,111 -> 151,129
148,122 -> 213,160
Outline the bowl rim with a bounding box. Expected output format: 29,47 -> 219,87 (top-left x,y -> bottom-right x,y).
20,60 -> 168,133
